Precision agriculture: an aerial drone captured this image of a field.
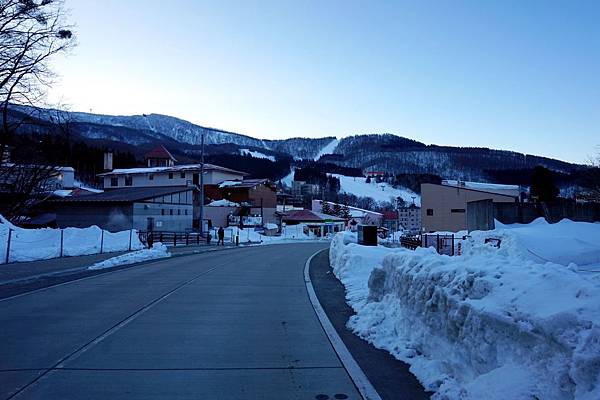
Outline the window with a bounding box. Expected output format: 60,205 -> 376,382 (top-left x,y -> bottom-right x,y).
178,209 -> 181,215
426,209 -> 434,216
451,208 -> 466,213
125,175 -> 132,186
161,209 -> 165,216
168,172 -> 174,179
149,173 -> 154,181
170,209 -> 173,215
180,172 -> 186,179
110,177 -> 118,187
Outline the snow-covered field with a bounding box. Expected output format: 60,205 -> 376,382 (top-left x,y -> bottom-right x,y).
330,174 -> 420,206
88,243 -> 170,270
330,219 -> 600,399
0,216 -> 144,263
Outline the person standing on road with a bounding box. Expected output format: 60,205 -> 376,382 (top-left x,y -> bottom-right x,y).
217,226 -> 225,246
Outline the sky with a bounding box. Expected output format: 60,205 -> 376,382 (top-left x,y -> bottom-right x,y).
47,0 -> 600,164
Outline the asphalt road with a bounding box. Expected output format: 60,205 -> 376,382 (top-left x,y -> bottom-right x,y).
0,243 -> 361,400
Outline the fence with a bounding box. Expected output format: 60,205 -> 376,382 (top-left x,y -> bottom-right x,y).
2,226 -> 140,264
138,231 -> 207,247
398,233 -> 458,256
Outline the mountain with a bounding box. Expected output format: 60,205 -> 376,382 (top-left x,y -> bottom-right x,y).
7,104 -> 583,183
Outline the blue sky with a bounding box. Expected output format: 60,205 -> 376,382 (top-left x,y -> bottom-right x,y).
48,0 -> 599,163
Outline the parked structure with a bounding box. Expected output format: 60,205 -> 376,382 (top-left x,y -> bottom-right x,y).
281,209 -> 345,237
421,180 -> 519,232
53,186 -> 196,232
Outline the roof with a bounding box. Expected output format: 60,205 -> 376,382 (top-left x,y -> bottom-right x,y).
282,209 -> 345,222
382,210 -> 398,220
145,145 -> 177,162
441,180 -> 519,191
98,163 -> 248,177
427,181 -> 519,198
52,186 -> 196,203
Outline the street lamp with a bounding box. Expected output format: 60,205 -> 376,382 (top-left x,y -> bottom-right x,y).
199,131 -> 205,235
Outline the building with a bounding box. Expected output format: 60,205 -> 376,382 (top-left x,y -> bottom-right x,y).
281,209 -> 345,237
53,186 -> 197,232
398,204 -> 421,235
382,210 -> 400,232
98,163 -> 247,189
203,179 -> 277,227
421,180 -> 519,233
144,145 -> 177,167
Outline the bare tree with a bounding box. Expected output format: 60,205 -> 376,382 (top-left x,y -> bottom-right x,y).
581,149 -> 600,201
0,0 -> 74,154
0,0 -> 74,223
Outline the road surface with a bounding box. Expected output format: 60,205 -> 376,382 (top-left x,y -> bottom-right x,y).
0,243 -> 361,400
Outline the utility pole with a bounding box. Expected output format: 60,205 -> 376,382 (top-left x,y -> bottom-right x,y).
199,132 -> 205,235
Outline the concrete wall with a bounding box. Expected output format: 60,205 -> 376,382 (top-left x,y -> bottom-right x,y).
204,206 -> 237,227
132,202 -> 193,231
56,204 -> 133,232
467,199 -> 495,232
421,183 -> 517,232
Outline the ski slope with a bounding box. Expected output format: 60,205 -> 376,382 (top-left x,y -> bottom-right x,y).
240,149 -> 275,162
331,174 -> 420,206
313,138 -> 339,161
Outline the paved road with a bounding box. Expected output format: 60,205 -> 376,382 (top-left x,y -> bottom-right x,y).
0,243 -> 361,400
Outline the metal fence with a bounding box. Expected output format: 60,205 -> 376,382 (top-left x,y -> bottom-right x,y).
139,231 -> 207,247
397,233 -> 458,256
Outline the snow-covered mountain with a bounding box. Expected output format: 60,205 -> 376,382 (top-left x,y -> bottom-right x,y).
9,104 -> 582,181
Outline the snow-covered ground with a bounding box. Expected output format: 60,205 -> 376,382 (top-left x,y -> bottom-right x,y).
0,216 -> 144,263
88,243 -> 170,270
330,219 -> 600,399
314,138 -> 339,161
240,148 -> 275,162
330,174 -> 420,206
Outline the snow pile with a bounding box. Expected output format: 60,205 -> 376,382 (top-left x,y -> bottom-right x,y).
240,149 -> 275,162
0,216 -> 144,263
469,218 -> 600,268
218,180 -> 242,188
329,220 -> 600,400
330,174 -> 420,206
89,243 -> 170,270
207,199 -> 240,207
264,223 -> 278,230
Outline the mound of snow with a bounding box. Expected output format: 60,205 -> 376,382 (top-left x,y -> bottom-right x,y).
89,243 -> 170,270
329,218 -> 600,399
470,218 -> 600,267
330,174 -> 420,206
0,215 -> 144,263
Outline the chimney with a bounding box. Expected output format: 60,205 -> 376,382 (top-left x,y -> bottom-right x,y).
103,151 -> 113,171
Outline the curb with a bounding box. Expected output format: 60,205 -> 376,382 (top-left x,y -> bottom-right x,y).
304,248 -> 383,400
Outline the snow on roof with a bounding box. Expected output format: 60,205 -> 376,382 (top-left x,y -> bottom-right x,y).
218,180 -> 242,188
218,179 -> 272,189
98,163 -> 248,177
207,199 -> 240,207
52,186 -> 196,203
442,180 -> 519,191
283,209 -> 344,222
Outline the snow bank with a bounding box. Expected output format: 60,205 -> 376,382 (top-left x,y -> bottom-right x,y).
0,216 -> 144,263
213,224 -> 317,244
329,220 -> 600,400
88,243 -> 170,270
